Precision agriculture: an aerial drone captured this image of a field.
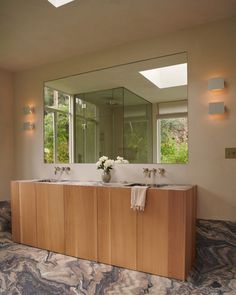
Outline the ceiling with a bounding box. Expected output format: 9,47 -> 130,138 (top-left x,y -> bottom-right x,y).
46,52 -> 187,104
1,0 -> 236,72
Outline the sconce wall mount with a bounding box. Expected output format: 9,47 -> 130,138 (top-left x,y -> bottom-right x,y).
23,104 -> 35,131
23,106 -> 35,115
23,122 -> 35,130
208,102 -> 225,115
208,77 -> 226,116
208,77 -> 224,91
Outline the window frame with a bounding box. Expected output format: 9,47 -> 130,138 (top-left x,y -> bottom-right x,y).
44,87 -> 73,164
156,100 -> 188,164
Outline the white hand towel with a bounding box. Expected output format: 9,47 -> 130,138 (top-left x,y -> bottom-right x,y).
131,186 -> 148,211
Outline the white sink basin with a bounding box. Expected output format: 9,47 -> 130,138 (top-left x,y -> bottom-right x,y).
100,182 -> 130,187
37,179 -> 99,185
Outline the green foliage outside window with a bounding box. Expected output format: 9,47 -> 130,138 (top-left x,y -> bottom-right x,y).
56,111 -> 69,163
44,111 -> 54,163
44,107 -> 70,163
44,87 -> 70,163
160,117 -> 188,164
124,120 -> 149,163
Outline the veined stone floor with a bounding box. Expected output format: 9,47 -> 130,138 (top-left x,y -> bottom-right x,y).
0,219 -> 235,294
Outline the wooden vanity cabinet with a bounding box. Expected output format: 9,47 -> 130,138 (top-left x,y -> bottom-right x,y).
64,185 -> 97,261
11,181 -> 196,280
11,181 -> 37,247
35,183 -> 64,253
137,188 -> 196,280
97,187 -> 137,269
98,186 -> 196,279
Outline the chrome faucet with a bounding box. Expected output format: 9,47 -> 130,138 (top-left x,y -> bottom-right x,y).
62,166 -> 71,174
151,168 -> 157,176
157,168 -> 165,176
54,166 -> 71,175
143,167 -> 165,178
54,166 -> 61,175
143,168 -> 149,177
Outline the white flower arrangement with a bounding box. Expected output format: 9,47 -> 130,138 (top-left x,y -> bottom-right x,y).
96,155 -> 129,173
96,156 -> 114,173
114,156 -> 129,164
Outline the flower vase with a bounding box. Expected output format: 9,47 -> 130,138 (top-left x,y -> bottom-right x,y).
101,170 -> 111,183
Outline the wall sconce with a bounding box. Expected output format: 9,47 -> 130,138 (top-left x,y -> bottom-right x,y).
208,102 -> 225,115
208,77 -> 226,116
23,122 -> 35,130
23,105 -> 35,115
23,105 -> 35,130
208,77 -> 224,90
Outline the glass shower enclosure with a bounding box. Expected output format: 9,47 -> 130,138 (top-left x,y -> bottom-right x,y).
74,87 -> 153,163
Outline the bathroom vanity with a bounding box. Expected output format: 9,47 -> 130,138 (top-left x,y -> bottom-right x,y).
11,181 -> 196,280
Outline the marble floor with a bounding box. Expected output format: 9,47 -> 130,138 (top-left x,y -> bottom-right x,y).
0,202 -> 235,294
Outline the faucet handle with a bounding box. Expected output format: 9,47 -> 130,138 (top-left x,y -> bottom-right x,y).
63,167 -> 71,174
143,168 -> 149,177
54,166 -> 61,175
151,168 -> 157,176
158,168 -> 165,176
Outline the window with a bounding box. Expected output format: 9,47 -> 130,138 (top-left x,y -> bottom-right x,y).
44,87 -> 72,163
157,101 -> 188,164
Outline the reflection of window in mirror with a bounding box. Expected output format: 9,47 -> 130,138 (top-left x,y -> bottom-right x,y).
156,101 -> 188,164
44,87 -> 72,163
44,52 -> 188,164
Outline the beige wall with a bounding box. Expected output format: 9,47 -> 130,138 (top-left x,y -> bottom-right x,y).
13,16 -> 236,221
0,69 -> 13,200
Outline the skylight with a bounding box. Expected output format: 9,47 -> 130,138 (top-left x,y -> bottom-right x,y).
139,63 -> 187,89
48,0 -> 75,7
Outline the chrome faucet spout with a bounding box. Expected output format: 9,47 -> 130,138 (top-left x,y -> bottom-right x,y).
62,166 -> 71,173
143,168 -> 149,177
151,168 -> 157,176
54,166 -> 61,175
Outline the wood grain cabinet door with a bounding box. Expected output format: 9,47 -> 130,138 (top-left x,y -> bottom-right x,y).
19,182 -> 37,247
110,188 -> 137,270
64,185 -> 97,261
137,189 -> 187,280
36,183 -> 65,253
97,187 -> 111,264
137,189 -> 169,277
11,182 -> 37,246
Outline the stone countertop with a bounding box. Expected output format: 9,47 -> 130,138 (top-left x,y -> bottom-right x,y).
12,180 -> 194,191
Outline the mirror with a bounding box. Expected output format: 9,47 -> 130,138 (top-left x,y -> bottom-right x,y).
44,52 -> 188,164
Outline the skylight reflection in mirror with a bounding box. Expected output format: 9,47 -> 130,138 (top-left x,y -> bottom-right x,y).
139,63 -> 187,89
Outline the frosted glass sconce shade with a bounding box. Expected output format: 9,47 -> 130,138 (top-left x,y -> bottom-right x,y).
23,122 -> 35,130
23,105 -> 35,130
208,102 -> 225,115
208,77 -> 224,90
23,106 -> 35,115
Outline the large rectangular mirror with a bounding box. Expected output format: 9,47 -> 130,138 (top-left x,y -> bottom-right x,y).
44,52 -> 188,164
